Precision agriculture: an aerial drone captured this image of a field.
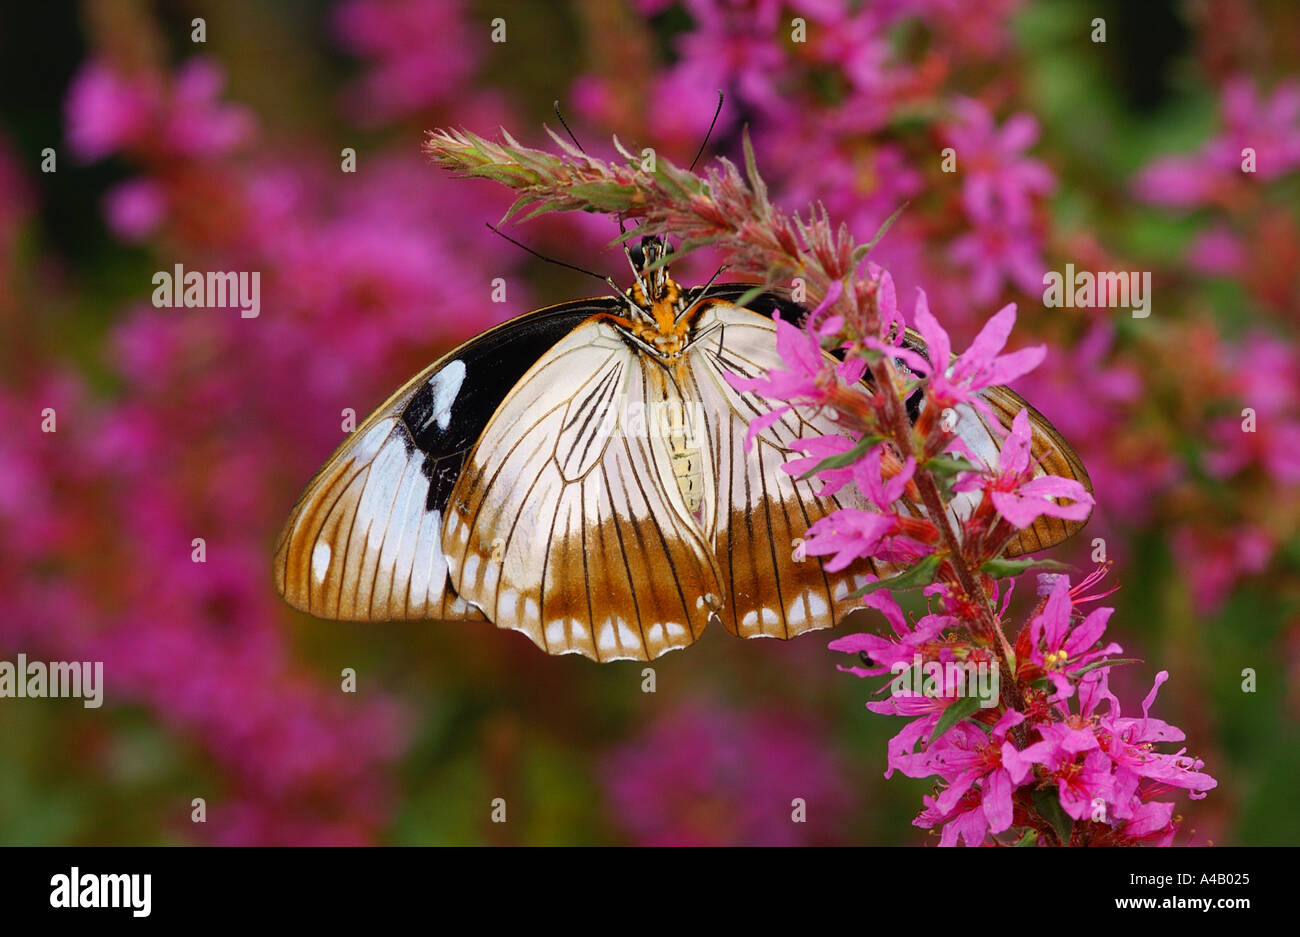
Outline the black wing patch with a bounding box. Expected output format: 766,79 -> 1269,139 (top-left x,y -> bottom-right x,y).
398,301 -> 620,512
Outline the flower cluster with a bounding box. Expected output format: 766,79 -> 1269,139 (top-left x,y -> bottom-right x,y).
716,261 -> 1209,845
830,574 -> 1215,846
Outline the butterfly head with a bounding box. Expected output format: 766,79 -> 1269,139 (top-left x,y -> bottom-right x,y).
621,235 -> 701,359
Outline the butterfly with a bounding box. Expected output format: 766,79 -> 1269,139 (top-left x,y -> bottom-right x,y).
273,236 -> 1091,662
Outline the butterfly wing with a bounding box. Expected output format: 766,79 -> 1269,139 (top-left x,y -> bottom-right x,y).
688,301 -> 877,641
441,317 -> 724,662
273,301 -> 609,620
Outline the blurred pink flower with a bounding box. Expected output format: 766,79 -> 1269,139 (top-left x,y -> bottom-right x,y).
104,179 -> 166,241
949,221 -> 1047,302
602,702 -> 852,845
333,0 -> 481,122
1209,77 -> 1300,181
163,60 -> 255,155
66,59 -> 253,162
1132,157 -> 1216,208
1173,526 -> 1272,613
1134,76 -> 1300,206
943,98 -> 1055,226
1187,225 -> 1247,275
65,61 -> 155,160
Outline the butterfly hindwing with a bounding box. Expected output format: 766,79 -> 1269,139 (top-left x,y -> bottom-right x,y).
689,301 -> 878,640
442,316 -> 724,661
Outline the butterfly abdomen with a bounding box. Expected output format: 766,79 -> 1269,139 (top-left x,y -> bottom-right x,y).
659,396 -> 707,518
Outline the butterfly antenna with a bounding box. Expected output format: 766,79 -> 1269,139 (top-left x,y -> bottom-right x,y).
484,222 -> 607,283
688,90 -> 725,173
683,264 -> 729,318
553,100 -> 587,155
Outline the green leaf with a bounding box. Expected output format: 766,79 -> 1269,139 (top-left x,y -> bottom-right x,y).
742,126 -> 768,204
1013,829 -> 1040,847
929,694 -> 983,744
564,182 -> 638,211
849,552 -> 943,598
1032,787 -> 1074,846
730,283 -> 770,308
795,433 -> 884,480
979,557 -> 1073,579
851,202 -> 908,262
924,455 -> 978,476
1071,657 -> 1142,678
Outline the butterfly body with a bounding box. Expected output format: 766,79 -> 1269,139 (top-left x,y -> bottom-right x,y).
275,239 -> 1091,661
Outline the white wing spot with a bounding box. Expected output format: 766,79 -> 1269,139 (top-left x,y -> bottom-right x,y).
311,542 -> 331,583
423,360 -> 467,433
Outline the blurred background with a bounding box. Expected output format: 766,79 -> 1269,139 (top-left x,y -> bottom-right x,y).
0,0 -> 1297,845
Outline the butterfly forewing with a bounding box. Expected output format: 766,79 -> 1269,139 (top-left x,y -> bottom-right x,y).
272,301 -> 609,621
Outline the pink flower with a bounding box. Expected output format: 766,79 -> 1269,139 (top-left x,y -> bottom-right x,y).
1026,577 -> 1121,700
333,0 -> 481,122
1134,76 -> 1300,206
828,589 -> 953,679
1210,77 -> 1300,181
954,408 -> 1094,530
1100,672 -> 1219,811
911,296 -> 1046,414
803,508 -> 901,572
800,443 -> 937,570
834,564 -> 1215,844
852,444 -> 915,510
1133,157 -> 1216,208
915,788 -> 989,846
1187,225 -> 1248,276
782,433 -> 857,496
65,59 -> 253,163
907,711 -> 1038,844
724,282 -> 864,450
163,60 -> 254,156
